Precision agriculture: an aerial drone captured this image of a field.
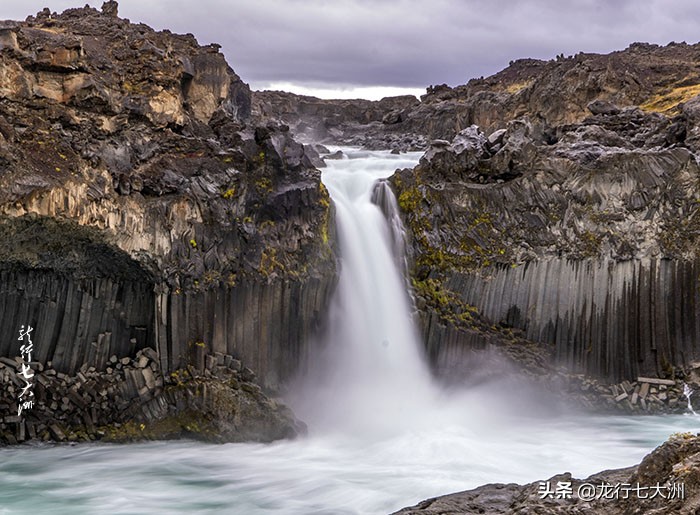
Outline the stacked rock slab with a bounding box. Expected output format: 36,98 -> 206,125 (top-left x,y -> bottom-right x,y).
0,346 -> 303,445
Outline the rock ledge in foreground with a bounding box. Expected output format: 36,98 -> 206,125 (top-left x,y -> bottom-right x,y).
393,432 -> 700,514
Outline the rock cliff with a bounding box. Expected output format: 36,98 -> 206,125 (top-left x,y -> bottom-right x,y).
392,109 -> 700,382
252,90 -> 424,150
377,45 -> 700,384
410,41 -> 700,137
255,41 -> 700,149
0,3 -> 336,442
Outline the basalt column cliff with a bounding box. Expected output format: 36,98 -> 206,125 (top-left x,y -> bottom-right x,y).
390,45 -> 700,384
0,2 -> 337,443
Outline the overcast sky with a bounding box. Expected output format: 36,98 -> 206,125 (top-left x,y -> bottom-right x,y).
3,1 -> 700,99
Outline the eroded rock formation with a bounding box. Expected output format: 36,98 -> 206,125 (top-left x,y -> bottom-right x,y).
0,346 -> 303,444
392,109 -> 700,382
250,40 -> 700,391
0,3 -> 337,442
255,41 -> 700,150
252,90 -> 425,150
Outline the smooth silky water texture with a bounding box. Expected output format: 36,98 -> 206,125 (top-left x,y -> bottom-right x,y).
1,149 -> 698,515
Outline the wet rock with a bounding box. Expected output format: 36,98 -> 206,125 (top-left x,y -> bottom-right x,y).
310,143 -> 330,154
303,144 -> 326,168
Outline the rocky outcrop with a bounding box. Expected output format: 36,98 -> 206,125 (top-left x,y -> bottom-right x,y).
393,432 -> 700,514
392,107 -> 700,382
0,1 -> 337,439
408,41 -> 700,139
0,345 -> 303,445
251,41 -> 700,389
252,90 -> 426,150
255,41 -> 700,151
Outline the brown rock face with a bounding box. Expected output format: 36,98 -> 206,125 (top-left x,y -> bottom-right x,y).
252,90 -> 426,150
0,11 -> 247,127
255,41 -> 700,151
0,5 -> 337,398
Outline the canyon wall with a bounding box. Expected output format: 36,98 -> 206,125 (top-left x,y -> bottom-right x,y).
253,39 -> 700,383
393,109 -> 700,382
0,4 -> 337,391
255,41 -> 700,149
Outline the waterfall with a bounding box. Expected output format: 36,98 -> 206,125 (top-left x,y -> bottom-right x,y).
290,149 -> 435,436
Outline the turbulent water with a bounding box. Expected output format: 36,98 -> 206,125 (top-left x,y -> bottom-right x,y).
2,149 -> 699,515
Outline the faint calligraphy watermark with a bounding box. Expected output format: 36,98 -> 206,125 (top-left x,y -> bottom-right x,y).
17,325 -> 35,417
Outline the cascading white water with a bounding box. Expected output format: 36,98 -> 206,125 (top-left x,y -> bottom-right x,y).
290,149 -> 436,436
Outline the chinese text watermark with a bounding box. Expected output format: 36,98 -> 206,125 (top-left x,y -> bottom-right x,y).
17,325 -> 35,417
538,480 -> 685,501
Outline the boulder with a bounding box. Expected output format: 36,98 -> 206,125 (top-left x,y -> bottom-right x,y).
382,110 -> 404,124
587,99 -> 621,115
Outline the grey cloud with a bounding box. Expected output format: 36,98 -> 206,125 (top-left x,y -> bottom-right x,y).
3,0 -> 700,90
